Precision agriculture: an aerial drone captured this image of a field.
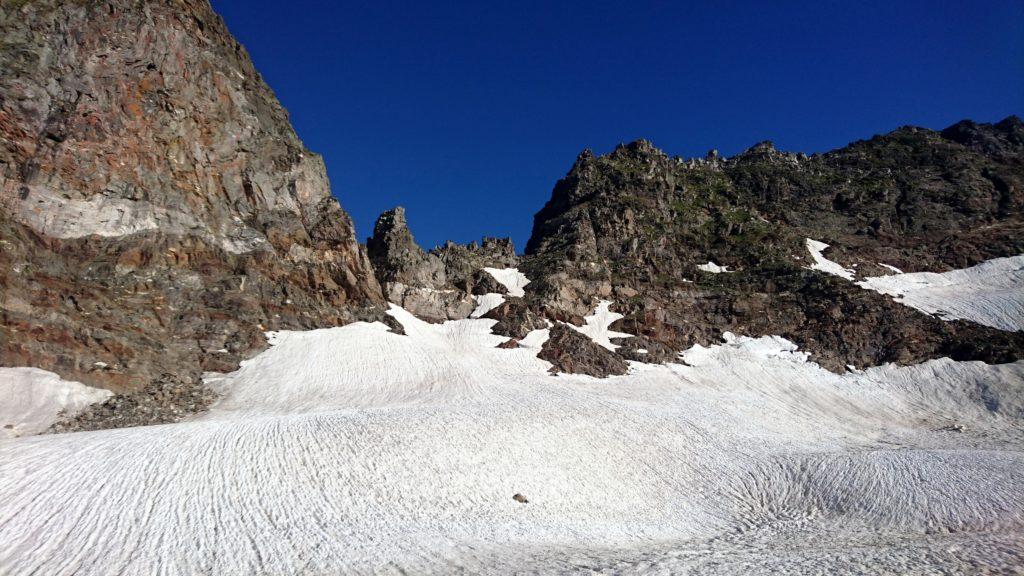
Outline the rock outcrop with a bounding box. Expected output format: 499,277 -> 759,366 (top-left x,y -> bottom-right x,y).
0,0 -> 382,426
366,207 -> 470,321
537,324 -> 628,377
521,119 -> 1024,371
367,206 -> 518,321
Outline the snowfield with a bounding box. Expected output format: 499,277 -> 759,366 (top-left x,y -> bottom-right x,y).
2,266 -> 1024,573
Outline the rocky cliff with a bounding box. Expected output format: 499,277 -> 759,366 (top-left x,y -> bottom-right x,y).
0,0 -> 382,426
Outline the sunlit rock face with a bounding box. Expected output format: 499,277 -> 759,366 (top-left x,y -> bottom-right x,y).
0,0 -> 382,407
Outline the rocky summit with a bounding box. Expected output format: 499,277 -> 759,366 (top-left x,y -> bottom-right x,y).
0,0 -> 1022,422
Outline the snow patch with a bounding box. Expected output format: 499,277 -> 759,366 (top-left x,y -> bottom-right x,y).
805,238 -> 855,280
697,261 -> 731,273
805,239 -> 1023,331
470,267 -> 531,319
569,300 -> 632,351
683,332 -> 810,367
0,368 -> 112,438
471,293 -> 506,318
483,267 -> 530,297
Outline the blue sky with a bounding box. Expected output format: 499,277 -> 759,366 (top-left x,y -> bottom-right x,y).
211,0 -> 1023,251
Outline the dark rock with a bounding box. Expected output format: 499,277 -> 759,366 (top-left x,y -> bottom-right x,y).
512,493 -> 529,504
431,237 -> 517,289
380,313 -> 406,336
613,335 -> 677,364
538,324 -> 629,377
485,300 -> 548,339
940,116 -> 1023,158
49,373 -> 216,433
367,207 -> 446,288
470,269 -> 508,295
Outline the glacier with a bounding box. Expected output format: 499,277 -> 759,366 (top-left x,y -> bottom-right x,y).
1,299 -> 1022,573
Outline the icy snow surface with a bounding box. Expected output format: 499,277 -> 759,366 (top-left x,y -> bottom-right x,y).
0,368 -> 112,439
482,267 -> 529,297
2,303 -> 1024,572
697,261 -> 731,273
857,255 -> 1024,332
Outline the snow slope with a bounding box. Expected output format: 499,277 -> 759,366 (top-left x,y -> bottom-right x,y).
857,255 -> 1024,332
806,239 -> 1023,332
482,267 -> 529,297
0,368 -> 112,439
1,297 -> 1022,574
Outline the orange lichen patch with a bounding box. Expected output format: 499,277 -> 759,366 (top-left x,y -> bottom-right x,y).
0,111 -> 37,161
124,96 -> 144,119
138,75 -> 157,93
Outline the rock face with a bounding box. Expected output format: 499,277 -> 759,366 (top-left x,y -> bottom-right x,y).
537,324 -> 629,377
433,237 -> 518,288
522,119 -> 1024,371
0,0 -> 382,422
366,206 -> 470,321
367,206 -> 518,321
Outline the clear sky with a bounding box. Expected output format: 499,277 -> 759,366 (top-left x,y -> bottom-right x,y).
210,0 -> 1023,252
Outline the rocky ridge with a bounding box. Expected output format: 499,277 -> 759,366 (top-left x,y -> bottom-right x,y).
516,119 -> 1024,372
366,206 -> 517,322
